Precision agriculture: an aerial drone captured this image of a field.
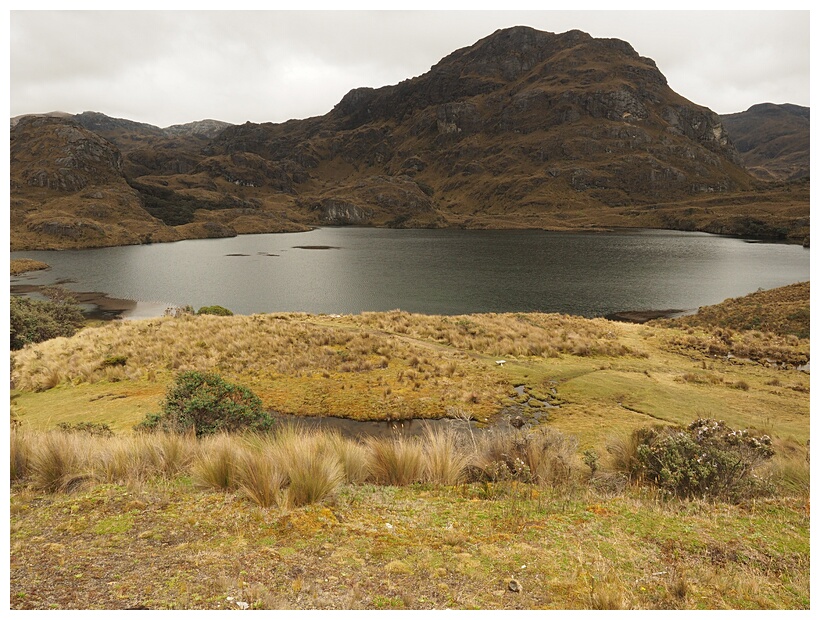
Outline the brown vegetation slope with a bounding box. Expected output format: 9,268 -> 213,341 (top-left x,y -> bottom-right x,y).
10,27 -> 809,250
720,103 -> 810,181
656,281 -> 810,339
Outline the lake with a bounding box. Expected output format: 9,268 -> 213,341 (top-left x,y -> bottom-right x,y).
10,228 -> 810,319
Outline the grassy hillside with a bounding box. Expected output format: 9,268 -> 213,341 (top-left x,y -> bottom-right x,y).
9,288 -> 810,610
657,281 -> 809,339
10,310 -> 809,444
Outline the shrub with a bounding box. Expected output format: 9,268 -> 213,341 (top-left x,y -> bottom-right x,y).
10,290 -> 84,350
197,305 -> 234,316
100,355 -> 128,368
136,371 -> 273,436
56,421 -> 114,437
634,418 -> 774,501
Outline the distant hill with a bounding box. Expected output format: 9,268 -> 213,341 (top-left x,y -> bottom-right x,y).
720,103 -> 809,181
10,26 -> 809,250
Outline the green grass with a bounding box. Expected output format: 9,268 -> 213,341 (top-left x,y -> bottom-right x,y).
7,301 -> 810,609
10,481 -> 809,610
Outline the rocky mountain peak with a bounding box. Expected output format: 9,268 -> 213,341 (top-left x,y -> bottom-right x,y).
9,26 -> 809,250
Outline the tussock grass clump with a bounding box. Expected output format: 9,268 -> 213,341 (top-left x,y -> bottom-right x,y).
94,436 -> 143,484
324,430 -> 370,484
10,426 -> 33,482
28,431 -> 91,493
423,424 -> 471,485
762,438 -> 810,498
89,432 -> 196,485
523,427 -> 580,488
470,426 -> 581,487
235,445 -> 286,509
366,435 -> 425,486
150,431 -> 197,477
605,428 -> 652,481
191,433 -> 243,491
271,426 -> 344,507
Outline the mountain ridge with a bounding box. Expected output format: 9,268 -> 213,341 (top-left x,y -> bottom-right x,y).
10,26 -> 809,250
719,103 -> 809,181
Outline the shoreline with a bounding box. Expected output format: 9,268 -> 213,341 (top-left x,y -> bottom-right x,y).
9,221 -> 810,253
604,308 -> 695,324
12,281 -> 699,326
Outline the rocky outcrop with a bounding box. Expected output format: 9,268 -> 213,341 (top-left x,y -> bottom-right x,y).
10,26 -> 808,249
11,116 -> 124,191
310,198 -> 372,225
164,119 -> 232,139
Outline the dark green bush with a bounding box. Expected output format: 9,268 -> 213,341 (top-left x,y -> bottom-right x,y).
196,305 -> 234,316
136,371 -> 273,437
56,422 -> 115,437
634,418 -> 774,501
10,289 -> 84,350
101,355 -> 128,367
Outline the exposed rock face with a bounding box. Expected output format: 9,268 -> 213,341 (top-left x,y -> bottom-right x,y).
311,198 -> 372,225
205,24 -> 752,217
9,26 -> 809,249
9,116 -> 181,250
11,116 -> 124,191
720,103 -> 809,181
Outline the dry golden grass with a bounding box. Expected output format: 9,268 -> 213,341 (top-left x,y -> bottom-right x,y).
352,310 -> 638,358
9,424 -> 811,609
235,445 -> 286,509
365,434 -> 426,486
422,424 -> 471,485
658,281 -> 809,339
10,305 -> 809,453
10,313 -> 519,421
10,258 -> 49,275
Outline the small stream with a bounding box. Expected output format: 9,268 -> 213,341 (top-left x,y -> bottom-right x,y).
269,413 -> 479,439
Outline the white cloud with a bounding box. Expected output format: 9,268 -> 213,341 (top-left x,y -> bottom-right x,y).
9,10 -> 810,127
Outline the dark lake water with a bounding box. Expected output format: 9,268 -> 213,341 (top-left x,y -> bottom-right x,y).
10,228 -> 810,319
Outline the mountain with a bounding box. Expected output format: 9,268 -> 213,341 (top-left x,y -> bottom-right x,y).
10,26 -> 810,250
720,103 -> 810,181
9,115 -> 306,250
10,115 -> 177,250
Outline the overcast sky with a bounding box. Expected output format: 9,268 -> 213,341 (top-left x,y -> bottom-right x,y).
9,8 -> 811,128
